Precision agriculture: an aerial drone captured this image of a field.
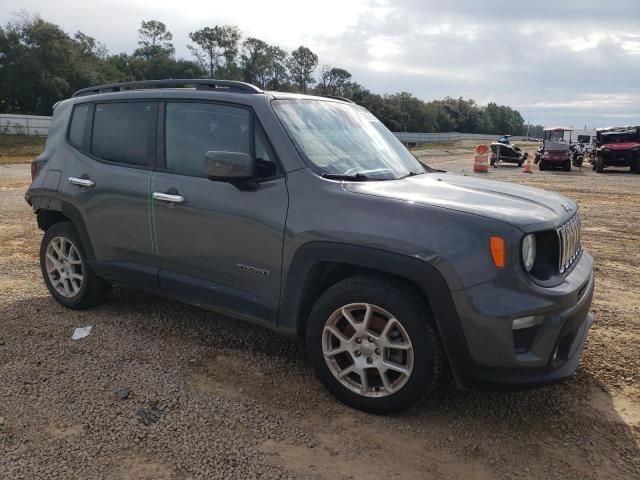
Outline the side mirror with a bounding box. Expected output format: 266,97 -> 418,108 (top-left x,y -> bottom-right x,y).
204,151 -> 255,181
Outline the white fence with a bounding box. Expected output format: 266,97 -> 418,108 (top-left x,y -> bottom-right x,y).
0,114 -> 52,136
393,132 -> 533,144
0,113 -> 529,143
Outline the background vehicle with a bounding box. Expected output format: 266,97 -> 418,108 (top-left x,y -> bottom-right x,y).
593,126 -> 640,173
489,135 -> 528,167
534,144 -> 544,164
539,127 -> 573,171
25,79 -> 595,414
569,143 -> 585,167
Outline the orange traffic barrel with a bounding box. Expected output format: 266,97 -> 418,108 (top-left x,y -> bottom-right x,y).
474,144 -> 489,173
523,156 -> 533,174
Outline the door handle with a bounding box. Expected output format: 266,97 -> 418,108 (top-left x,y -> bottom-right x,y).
153,192 -> 186,204
69,177 -> 95,188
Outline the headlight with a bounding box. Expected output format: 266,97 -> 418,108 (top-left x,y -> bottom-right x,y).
522,234 -> 536,272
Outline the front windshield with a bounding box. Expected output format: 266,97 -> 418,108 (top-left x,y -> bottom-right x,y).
547,130 -> 567,142
601,132 -> 638,144
272,99 -> 426,179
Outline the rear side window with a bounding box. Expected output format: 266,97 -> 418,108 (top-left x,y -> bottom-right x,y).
92,102 -> 156,165
165,102 -> 278,178
68,104 -> 91,150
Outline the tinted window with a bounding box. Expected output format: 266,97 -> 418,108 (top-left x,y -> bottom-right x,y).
92,102 -> 155,165
165,102 -> 277,178
69,104 -> 91,149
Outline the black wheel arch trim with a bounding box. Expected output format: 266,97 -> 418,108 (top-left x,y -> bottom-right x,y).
278,241 -> 476,385
29,190 -> 97,264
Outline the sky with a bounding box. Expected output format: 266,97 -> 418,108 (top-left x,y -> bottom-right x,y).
2,0 -> 640,128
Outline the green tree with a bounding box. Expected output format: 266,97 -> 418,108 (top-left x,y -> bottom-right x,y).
263,45 -> 289,90
188,25 -> 241,79
73,31 -> 107,58
318,66 -> 352,96
240,37 -> 269,86
133,20 -> 175,79
0,15 -> 109,114
135,20 -> 173,59
288,46 -> 318,92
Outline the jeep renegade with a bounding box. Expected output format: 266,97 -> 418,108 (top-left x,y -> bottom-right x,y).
26,79 -> 595,413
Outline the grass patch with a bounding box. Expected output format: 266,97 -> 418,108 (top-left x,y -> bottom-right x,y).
0,134 -> 45,164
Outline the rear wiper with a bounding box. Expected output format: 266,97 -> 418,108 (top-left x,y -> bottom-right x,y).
321,172 -> 380,181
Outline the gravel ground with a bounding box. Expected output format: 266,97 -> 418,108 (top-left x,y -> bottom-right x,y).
1,146 -> 639,480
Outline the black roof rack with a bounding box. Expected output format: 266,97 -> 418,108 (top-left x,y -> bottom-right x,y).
321,95 -> 355,104
72,79 -> 263,98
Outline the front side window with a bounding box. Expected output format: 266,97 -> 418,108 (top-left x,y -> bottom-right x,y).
165,102 -> 278,179
91,102 -> 156,165
272,99 -> 425,180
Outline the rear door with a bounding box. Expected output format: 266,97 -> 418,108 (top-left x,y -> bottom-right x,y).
62,100 -> 158,287
151,101 -> 288,325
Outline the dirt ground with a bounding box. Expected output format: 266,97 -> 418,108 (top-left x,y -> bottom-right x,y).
0,134 -> 46,165
0,140 -> 639,479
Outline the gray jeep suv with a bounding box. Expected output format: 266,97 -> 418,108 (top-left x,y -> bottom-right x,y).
26,79 -> 594,413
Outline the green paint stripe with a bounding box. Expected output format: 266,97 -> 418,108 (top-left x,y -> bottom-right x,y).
151,173 -> 158,255
148,172 -> 157,254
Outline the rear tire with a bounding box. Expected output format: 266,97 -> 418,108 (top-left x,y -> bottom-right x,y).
564,160 -> 571,172
596,158 -> 604,173
539,160 -> 545,171
305,275 -> 442,414
40,222 -> 110,309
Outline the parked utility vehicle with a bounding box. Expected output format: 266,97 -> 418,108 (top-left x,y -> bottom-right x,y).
539,127 -> 573,171
26,80 -> 594,413
489,135 -> 528,167
593,126 -> 640,173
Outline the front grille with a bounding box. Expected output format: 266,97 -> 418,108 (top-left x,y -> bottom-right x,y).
557,213 -> 582,274
602,150 -> 638,161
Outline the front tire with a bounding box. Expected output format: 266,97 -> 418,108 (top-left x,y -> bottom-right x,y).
40,221 -> 110,309
305,275 -> 442,414
564,160 -> 571,172
596,157 -> 604,173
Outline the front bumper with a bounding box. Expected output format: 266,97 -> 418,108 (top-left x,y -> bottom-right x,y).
442,251 -> 594,390
542,155 -> 569,164
599,153 -> 639,167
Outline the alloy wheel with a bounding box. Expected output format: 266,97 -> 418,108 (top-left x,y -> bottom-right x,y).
45,236 -> 84,298
322,303 -> 414,398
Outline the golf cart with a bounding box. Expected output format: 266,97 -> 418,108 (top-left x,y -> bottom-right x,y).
490,135 -> 528,167
593,126 -> 640,173
539,127 -> 573,171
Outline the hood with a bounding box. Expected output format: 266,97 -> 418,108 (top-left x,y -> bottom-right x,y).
600,142 -> 640,151
344,172 -> 576,230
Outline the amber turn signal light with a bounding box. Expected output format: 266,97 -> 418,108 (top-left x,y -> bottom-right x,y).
490,236 -> 506,269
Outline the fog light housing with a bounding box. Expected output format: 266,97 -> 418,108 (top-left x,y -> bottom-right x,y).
512,316 -> 543,354
512,315 -> 543,330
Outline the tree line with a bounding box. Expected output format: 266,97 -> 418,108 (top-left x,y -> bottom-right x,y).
0,14 -> 543,136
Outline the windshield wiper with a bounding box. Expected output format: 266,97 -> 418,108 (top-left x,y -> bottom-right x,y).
321,172 -> 381,181
398,170 -> 425,179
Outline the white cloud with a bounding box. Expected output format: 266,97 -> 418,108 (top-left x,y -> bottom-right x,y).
2,0 -> 639,127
